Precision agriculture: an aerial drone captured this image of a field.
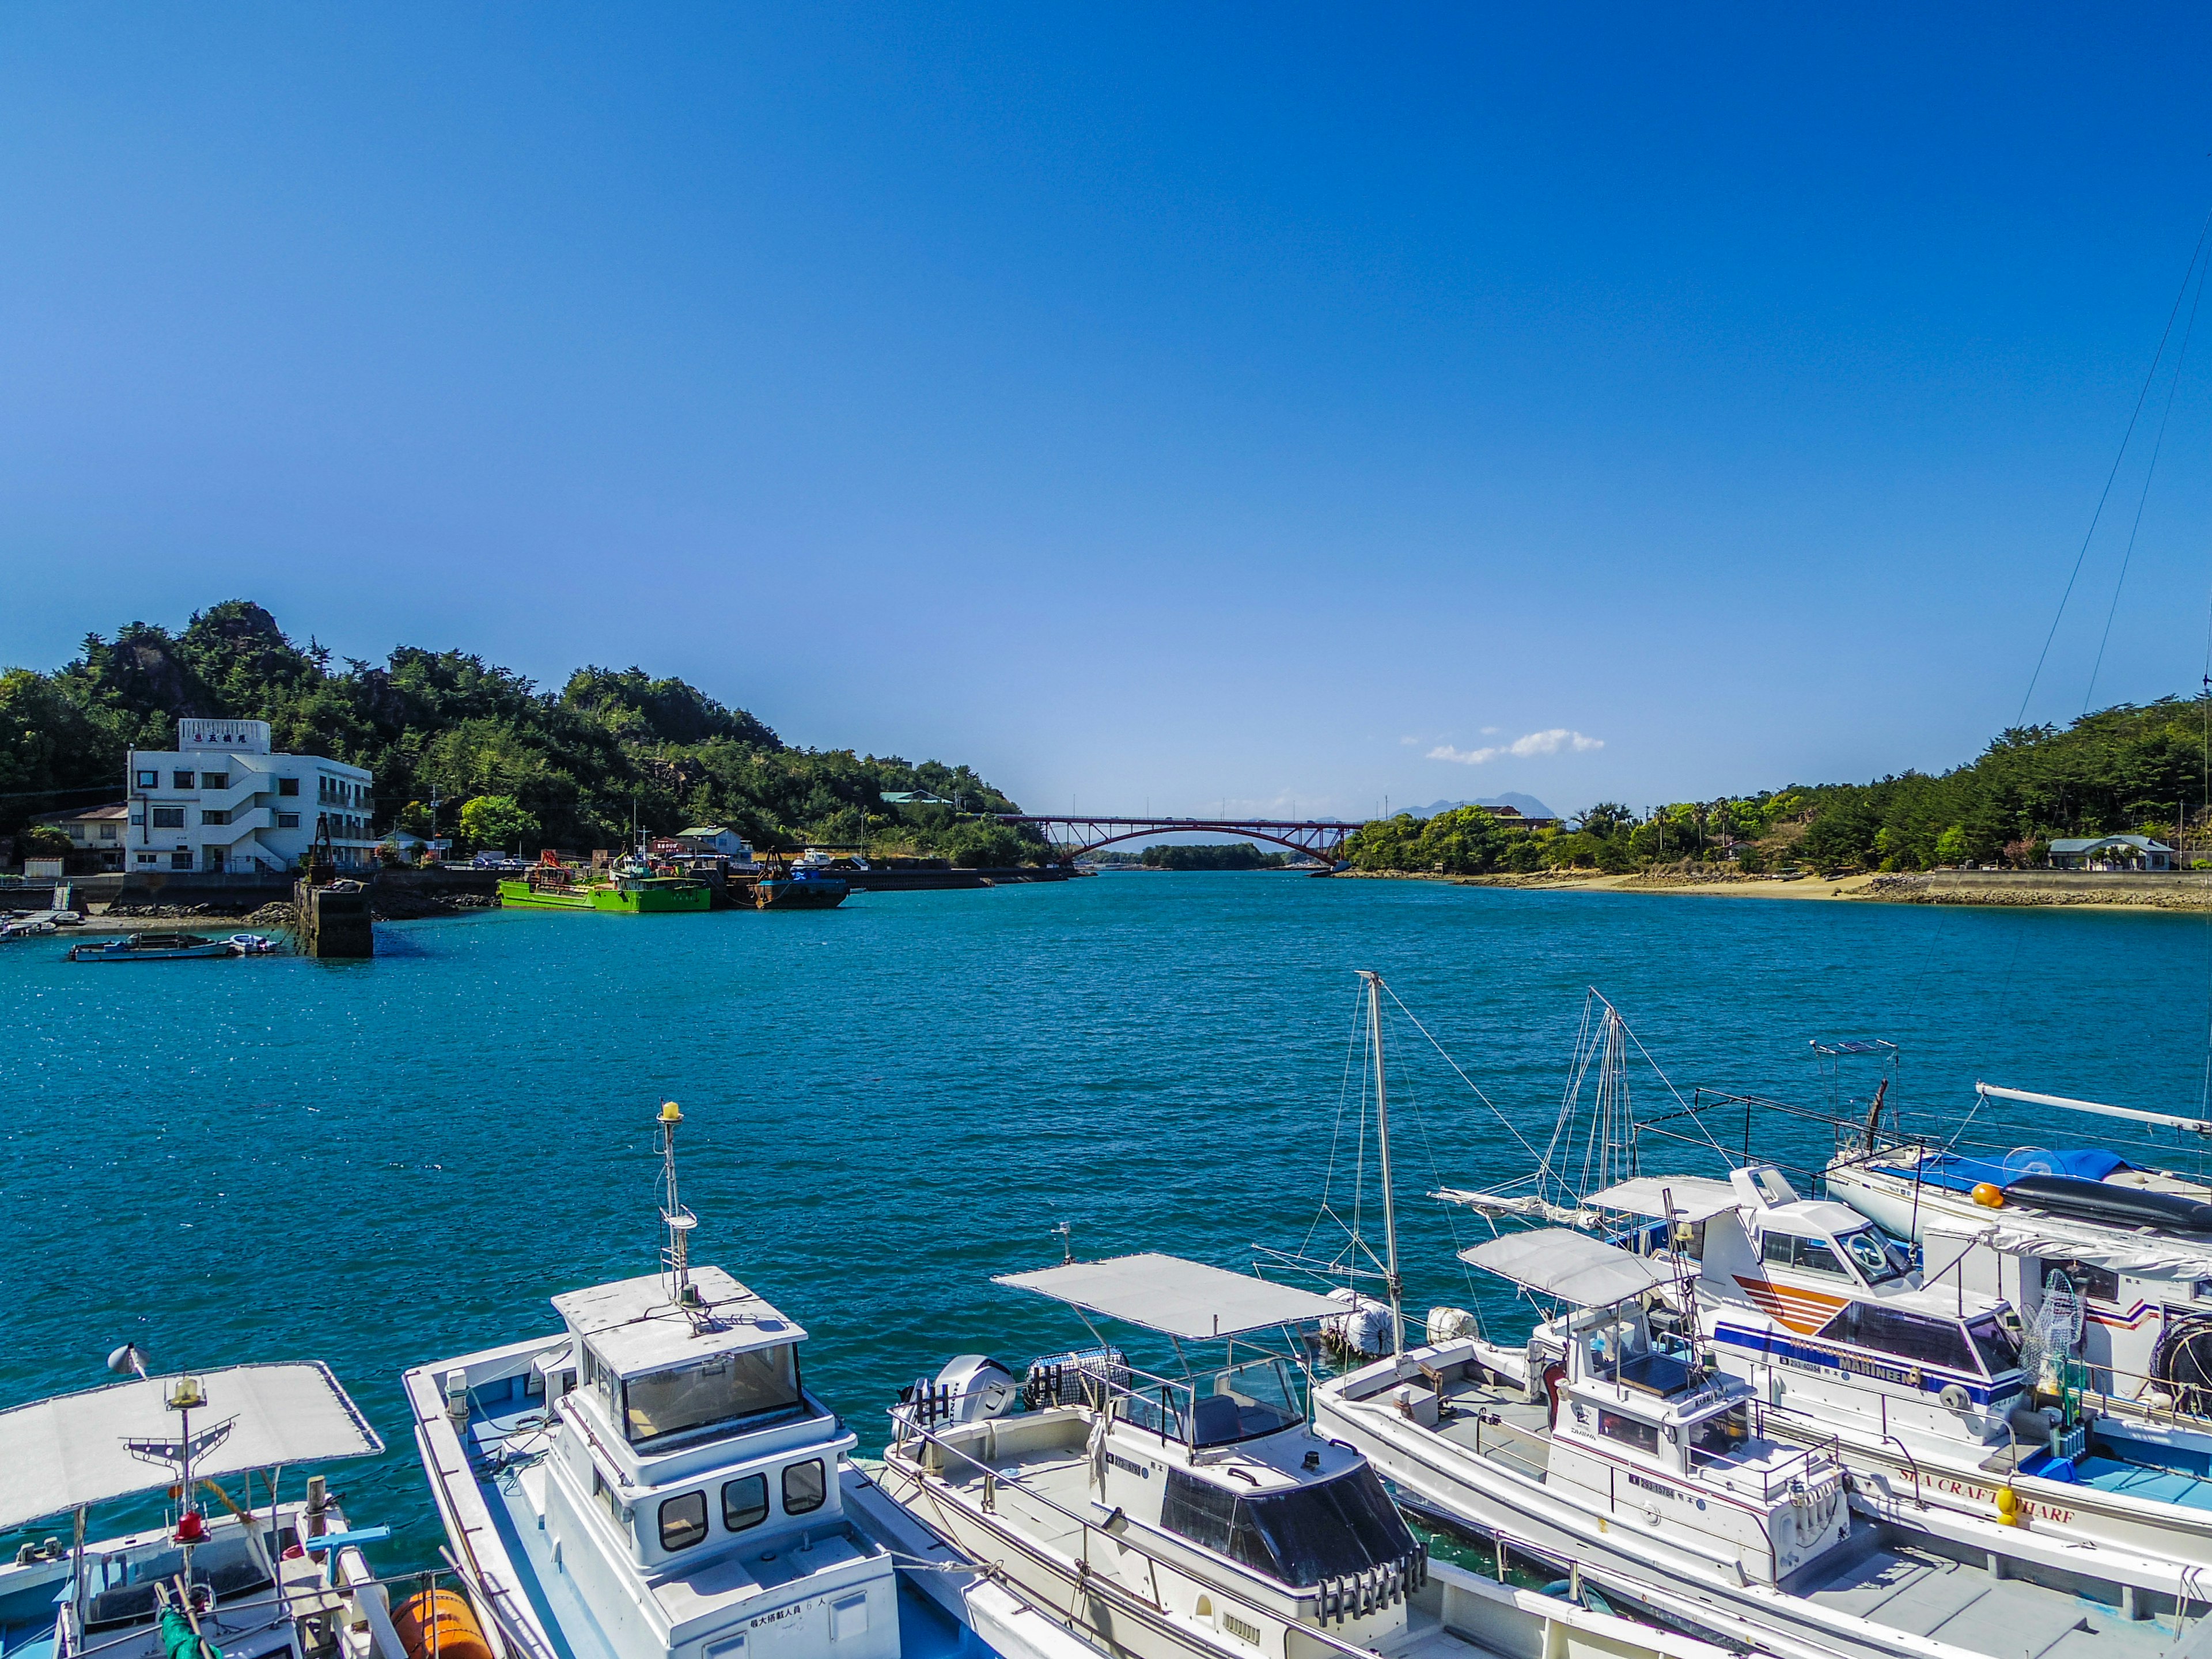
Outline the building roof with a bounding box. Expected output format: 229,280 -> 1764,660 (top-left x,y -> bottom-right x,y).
880,791 -> 951,805
32,802 -> 127,825
0,1362 -> 382,1532
1460,1228 -> 1675,1307
552,1266 -> 805,1376
677,825 -> 735,839
994,1252 -> 1346,1339
2050,834 -> 2175,853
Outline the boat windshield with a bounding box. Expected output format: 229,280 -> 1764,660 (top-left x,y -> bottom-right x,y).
1835,1226 -> 1913,1285
622,1343 -> 804,1446
1966,1316 -> 2023,1378
1159,1464 -> 1415,1588
1122,1356 -> 1304,1448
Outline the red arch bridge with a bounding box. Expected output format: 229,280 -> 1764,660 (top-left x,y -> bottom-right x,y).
997,814 -> 1365,863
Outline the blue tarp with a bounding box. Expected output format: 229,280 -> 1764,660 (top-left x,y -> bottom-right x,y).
1912,1147 -> 2130,1194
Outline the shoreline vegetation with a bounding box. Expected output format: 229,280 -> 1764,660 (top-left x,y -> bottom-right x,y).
1342,696 -> 2212,903
0,600 -> 1055,866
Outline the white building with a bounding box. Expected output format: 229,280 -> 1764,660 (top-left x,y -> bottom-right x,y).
127,718 -> 378,874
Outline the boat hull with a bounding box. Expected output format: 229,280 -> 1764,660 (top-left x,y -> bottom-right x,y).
755,878 -> 847,910
495,880 -> 711,912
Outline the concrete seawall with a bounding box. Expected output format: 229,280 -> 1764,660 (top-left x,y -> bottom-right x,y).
1908,870 -> 2212,908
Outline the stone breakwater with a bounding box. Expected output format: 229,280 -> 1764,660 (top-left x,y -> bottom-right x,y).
1881,870 -> 2212,910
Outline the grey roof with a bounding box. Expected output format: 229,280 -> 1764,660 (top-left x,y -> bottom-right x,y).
553,1267 -> 804,1376
1460,1229 -> 1675,1307
994,1253 -> 1346,1339
0,1363 -> 382,1532
2049,835 -> 2175,853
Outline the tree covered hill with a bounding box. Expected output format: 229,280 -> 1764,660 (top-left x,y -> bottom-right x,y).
1345,696 -> 2212,877
0,600 -> 1046,862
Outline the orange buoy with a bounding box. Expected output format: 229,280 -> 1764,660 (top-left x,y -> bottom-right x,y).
1971,1182 -> 2005,1209
392,1589 -> 495,1659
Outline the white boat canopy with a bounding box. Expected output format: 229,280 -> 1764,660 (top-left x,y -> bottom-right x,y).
1581,1176 -> 1738,1224
0,1362 -> 383,1532
1461,1229 -> 1675,1308
995,1253 -> 1346,1339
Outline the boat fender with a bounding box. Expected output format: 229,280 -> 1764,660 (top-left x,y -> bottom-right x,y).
1541,1362 -> 1568,1427
1971,1183 -> 2005,1209
1426,1307 -> 1478,1344
1938,1383 -> 1971,1411
1994,1486 -> 2021,1524
391,1590 -> 493,1659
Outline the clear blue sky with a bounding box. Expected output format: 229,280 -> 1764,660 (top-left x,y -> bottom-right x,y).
6,6 -> 2212,821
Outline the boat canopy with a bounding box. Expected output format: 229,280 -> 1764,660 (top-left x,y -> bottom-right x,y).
1461,1229 -> 1675,1308
0,1362 -> 382,1532
1914,1148 -> 2128,1195
1582,1176 -> 1738,1224
994,1253 -> 1345,1339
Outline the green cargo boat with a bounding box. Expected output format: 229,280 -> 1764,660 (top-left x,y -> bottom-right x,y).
498,872 -> 711,913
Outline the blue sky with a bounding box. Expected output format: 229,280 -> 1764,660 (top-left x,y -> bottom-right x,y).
6,7 -> 2212,821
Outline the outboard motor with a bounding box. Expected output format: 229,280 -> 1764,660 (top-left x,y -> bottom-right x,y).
904,1355 -> 1018,1428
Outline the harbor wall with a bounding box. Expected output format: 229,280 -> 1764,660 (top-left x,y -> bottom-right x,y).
1912,870 -> 2212,907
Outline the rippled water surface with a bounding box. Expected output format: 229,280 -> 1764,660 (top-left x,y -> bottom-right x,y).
3,873 -> 2209,1563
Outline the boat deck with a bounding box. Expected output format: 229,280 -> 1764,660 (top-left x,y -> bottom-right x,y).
464,1393 -> 992,1659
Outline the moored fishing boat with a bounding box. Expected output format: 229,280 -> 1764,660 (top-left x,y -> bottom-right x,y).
403,1102 -> 1057,1659
753,864 -> 847,910
1311,975 -> 2206,1659
497,851 -> 710,913
874,1250 -> 1771,1659
0,1353 -> 397,1659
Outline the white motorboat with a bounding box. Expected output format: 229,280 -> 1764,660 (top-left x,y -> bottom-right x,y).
1311,975 -> 2210,1659
0,1356 -> 402,1659
1574,1162 -> 2212,1575
404,1102 -> 1075,1659
873,1249 -> 1781,1659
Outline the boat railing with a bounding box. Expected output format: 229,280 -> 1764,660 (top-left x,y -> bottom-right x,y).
887,1407 -> 1427,1645
927,1352 -> 1306,1453
1749,1395 -> 1925,1508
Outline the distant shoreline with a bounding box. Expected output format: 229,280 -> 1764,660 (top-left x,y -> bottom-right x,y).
1338,868 -> 2212,911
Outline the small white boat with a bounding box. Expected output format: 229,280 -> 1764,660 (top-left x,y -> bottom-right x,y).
404,1102 -> 1072,1659
874,1251 -> 1772,1659
0,1355 -> 398,1659
227,933 -> 281,954
69,933 -> 236,961
0,917 -> 57,940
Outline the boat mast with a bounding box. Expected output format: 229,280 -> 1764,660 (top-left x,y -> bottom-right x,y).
659,1101 -> 700,1313
1360,971 -> 1404,1355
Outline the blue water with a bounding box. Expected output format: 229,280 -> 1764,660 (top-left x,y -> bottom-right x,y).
4,873 -> 2210,1569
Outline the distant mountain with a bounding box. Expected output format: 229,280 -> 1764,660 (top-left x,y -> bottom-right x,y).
1404,794 -> 1559,821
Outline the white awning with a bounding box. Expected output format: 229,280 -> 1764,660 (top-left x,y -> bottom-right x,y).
0,1363 -> 383,1531
1460,1229 -> 1675,1307
994,1253 -> 1347,1339
1582,1177 -> 1739,1224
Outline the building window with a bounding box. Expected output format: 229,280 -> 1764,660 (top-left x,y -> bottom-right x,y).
173,770 -> 194,789
150,807 -> 185,829
170,851 -> 192,870
783,1460 -> 825,1516
99,824 -> 118,842
278,812 -> 300,830
201,809 -> 229,827
67,825 -> 85,842
658,1491 -> 708,1552
278,777 -> 300,797
135,770 -> 158,789
135,853 -> 157,866
200,772 -> 228,790
722,1475 -> 769,1532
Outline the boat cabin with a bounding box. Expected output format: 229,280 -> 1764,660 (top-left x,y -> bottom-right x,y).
1589,1168 -> 2030,1445
1460,1229 -> 1854,1588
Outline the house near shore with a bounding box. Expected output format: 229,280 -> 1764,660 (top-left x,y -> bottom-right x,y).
2047,834 -> 2177,872
1486,804 -> 1563,831
675,824 -> 757,862
28,802 -> 130,872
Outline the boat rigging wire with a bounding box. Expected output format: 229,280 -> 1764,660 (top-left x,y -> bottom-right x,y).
2087,234 -> 2212,713
2019,200 -> 2212,726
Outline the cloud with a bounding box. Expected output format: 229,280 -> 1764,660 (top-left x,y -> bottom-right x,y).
1427,729 -> 1604,766
1399,735 -> 1421,745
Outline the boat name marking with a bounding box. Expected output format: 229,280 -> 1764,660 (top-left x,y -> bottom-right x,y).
1922,1475 -> 2075,1525
1106,1453 -> 1151,1479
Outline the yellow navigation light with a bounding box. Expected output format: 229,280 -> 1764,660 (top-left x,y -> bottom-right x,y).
660,1101 -> 683,1124
167,1375 -> 206,1411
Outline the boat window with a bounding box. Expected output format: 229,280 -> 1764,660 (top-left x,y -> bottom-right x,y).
2040,1258 -> 2119,1304
783,1460 -> 826,1515
1835,1227 -> 1912,1285
1815,1302 -> 1975,1373
1760,1232 -> 1847,1277
1160,1465 -> 1415,1588
1597,1410 -> 1660,1455
659,1492 -> 708,1552
724,1475 -> 769,1532
590,1468 -> 627,1530
1687,1403 -> 1750,1466
622,1343 -> 802,1446
1966,1316 -> 2022,1377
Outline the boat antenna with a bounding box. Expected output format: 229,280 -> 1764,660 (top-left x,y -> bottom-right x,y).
1358,970 -> 1404,1355
658,1101 -> 702,1315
